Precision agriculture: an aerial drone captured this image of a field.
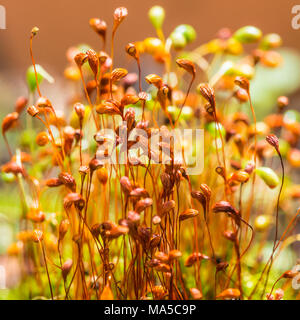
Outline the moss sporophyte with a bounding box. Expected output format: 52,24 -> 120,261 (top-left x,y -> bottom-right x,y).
1,5 -> 300,300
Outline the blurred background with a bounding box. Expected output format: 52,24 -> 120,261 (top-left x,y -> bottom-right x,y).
0,0 -> 300,295
1,0 -> 300,72
1,0 -> 300,105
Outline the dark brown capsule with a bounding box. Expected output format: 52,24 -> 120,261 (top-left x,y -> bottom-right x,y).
197,83 -> 216,110
277,96 -> 289,109
63,193 -> 85,210
86,49 -> 99,76
89,158 -> 104,172
185,252 -> 210,267
266,134 -> 279,150
2,161 -> 24,176
234,76 -> 249,92
176,58 -> 196,76
2,112 -> 19,134
129,188 -> 149,198
135,198 -> 153,213
46,177 -> 63,188
179,209 -> 199,221
212,201 -> 238,216
62,259 -> 73,280
59,219 -> 70,241
74,102 -> 85,120
27,105 -> 39,117
59,172 -> 76,192
15,96 -> 28,114
89,18 -> 107,39
36,97 -> 52,109
74,52 -> 88,67
120,176 -> 132,195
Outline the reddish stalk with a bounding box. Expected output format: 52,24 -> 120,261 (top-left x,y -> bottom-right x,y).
40,241 -> 54,300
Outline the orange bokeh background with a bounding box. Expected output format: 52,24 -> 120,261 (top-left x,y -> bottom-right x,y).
0,0 -> 299,75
